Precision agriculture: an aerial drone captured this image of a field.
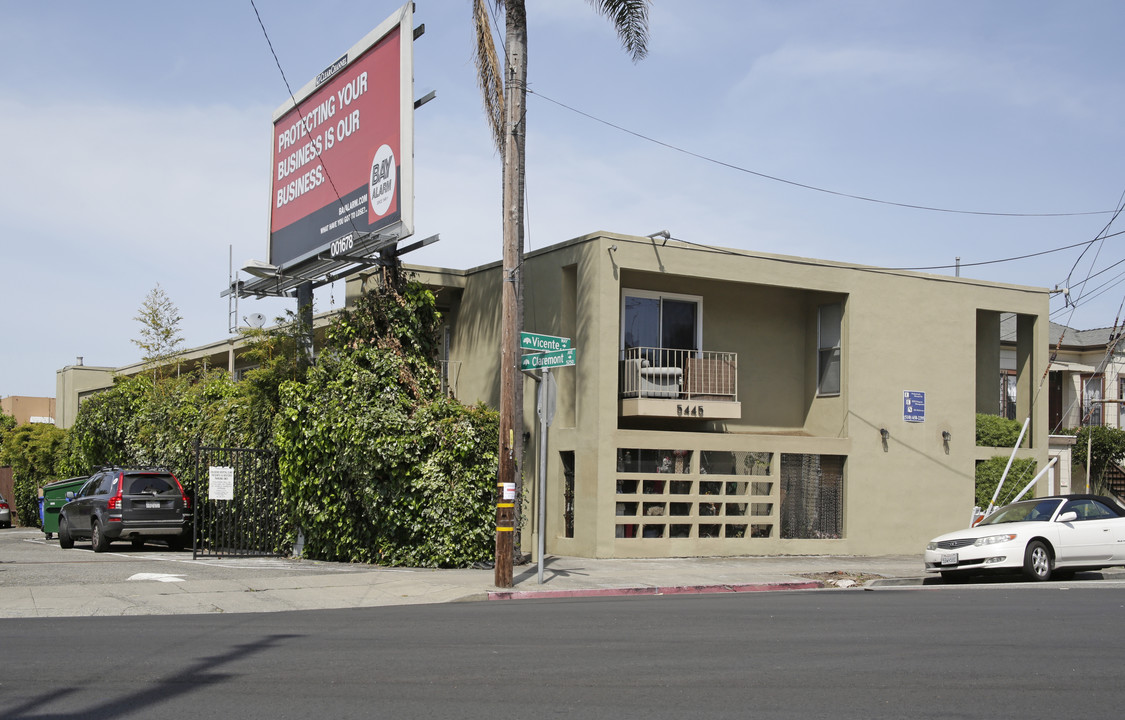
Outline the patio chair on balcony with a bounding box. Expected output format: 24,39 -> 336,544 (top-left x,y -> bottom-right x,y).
623,358 -> 682,398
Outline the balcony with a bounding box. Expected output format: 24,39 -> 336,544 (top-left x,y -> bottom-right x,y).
620,347 -> 741,419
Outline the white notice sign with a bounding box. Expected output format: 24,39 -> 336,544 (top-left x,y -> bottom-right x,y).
209,466 -> 235,501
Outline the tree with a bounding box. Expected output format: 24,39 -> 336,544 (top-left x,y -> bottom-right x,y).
0,410 -> 16,443
473,0 -> 651,587
1074,425 -> 1125,495
0,422 -> 67,527
132,283 -> 185,376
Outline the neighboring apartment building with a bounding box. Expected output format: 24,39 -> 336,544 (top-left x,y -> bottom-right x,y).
54,317 -> 335,429
1002,317 -> 1125,496
0,396 -> 56,425
360,231 -> 1049,558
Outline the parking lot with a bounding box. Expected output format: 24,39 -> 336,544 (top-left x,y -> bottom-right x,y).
0,526 -> 363,588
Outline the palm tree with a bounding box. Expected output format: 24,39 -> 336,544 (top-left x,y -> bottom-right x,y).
473,0 -> 651,586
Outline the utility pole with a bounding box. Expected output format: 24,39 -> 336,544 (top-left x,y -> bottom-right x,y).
494,0 -> 527,589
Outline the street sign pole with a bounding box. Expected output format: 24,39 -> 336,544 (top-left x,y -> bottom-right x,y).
536,369 -> 556,584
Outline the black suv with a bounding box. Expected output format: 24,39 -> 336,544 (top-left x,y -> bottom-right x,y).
58,467 -> 193,552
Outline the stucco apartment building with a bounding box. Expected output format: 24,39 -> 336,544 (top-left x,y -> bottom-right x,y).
363,232 -> 1049,558
55,231 -> 1050,558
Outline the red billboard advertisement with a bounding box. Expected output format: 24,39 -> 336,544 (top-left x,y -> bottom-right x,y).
268,3 -> 414,270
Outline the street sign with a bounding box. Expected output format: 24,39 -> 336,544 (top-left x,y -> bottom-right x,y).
520,348 -> 576,371
520,331 -> 571,352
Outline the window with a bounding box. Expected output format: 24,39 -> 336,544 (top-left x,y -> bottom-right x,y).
561,451 -> 575,539
622,290 -> 701,363
1061,498 -> 1117,521
95,473 -> 118,496
780,454 -> 844,539
124,474 -> 177,495
817,302 -> 842,396
1082,374 -> 1103,426
1000,371 -> 1017,420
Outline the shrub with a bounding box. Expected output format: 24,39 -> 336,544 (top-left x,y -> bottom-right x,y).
976,413 -> 1024,448
975,456 -> 1038,509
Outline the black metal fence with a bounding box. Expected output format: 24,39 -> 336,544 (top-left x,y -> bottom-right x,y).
190,445 -> 290,558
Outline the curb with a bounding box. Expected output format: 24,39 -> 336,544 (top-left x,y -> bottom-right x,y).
487,580 -> 823,600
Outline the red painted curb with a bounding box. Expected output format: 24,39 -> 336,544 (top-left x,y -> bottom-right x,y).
487,581 -> 824,601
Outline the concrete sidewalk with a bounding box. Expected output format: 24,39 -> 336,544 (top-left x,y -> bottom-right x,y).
0,529 -> 927,618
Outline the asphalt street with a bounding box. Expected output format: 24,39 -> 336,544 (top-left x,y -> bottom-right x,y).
3,586 -> 1125,719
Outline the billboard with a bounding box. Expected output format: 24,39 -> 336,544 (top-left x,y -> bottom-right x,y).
268,3 -> 414,270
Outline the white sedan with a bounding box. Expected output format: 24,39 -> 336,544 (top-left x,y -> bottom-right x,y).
924,494 -> 1125,582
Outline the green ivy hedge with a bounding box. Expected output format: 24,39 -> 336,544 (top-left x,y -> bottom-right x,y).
40,276 -> 499,568
276,346 -> 498,567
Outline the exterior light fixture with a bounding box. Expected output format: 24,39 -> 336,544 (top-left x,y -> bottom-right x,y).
242,259 -> 279,279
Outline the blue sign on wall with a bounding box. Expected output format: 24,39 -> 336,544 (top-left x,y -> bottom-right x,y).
904,391 -> 926,422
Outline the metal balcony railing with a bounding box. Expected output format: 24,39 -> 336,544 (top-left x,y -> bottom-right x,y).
620,347 -> 738,401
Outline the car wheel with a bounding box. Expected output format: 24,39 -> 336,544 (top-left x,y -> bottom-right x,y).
91,520 -> 111,553
1022,540 -> 1052,581
58,517 -> 74,549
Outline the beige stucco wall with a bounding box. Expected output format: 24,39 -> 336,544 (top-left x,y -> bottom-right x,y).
54,365 -> 116,429
408,232 -> 1050,559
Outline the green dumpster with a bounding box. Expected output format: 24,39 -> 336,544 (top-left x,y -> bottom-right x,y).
40,476 -> 89,539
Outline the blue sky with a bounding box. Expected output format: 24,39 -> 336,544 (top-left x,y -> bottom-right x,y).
2,0 -> 1123,398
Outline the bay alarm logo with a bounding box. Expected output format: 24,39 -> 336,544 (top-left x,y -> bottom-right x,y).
369,144 -> 396,218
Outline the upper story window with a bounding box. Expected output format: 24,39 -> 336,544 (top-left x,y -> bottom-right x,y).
621,290 -> 701,363
1082,374 -> 1103,426
817,302 -> 842,396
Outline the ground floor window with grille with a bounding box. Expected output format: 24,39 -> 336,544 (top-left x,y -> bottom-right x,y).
780,454 -> 845,539
561,451 -> 575,538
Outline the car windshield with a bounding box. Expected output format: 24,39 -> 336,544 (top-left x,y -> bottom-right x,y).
979,499 -> 1063,525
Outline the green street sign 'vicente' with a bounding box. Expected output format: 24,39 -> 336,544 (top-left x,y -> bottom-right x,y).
520,348 -> 577,371
520,332 -> 571,352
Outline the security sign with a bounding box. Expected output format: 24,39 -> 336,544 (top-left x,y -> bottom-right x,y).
904,391 -> 926,423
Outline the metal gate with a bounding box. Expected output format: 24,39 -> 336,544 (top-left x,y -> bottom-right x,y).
190,444 -> 290,558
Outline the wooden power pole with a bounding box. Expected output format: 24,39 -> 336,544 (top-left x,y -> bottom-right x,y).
494,0 -> 527,589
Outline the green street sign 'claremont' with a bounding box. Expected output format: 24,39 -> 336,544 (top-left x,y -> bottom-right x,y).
520,348 -> 577,371
520,331 -> 572,352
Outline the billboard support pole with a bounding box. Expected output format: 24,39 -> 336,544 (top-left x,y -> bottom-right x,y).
296,281 -> 314,370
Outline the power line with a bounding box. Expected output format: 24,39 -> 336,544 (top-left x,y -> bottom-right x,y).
249,0 -> 359,238
528,88 -> 1119,219
889,231 -> 1125,272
